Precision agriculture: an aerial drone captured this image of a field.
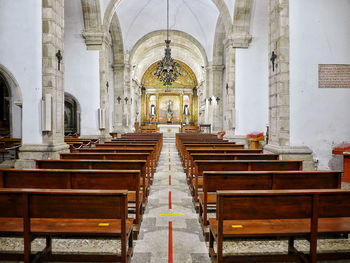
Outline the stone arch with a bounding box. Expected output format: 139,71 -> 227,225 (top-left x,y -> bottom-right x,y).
0,64 -> 23,138
110,12 -> 124,64
231,0 -> 253,47
129,30 -> 208,83
213,16 -> 226,65
81,0 -> 102,31
64,92 -> 81,135
103,0 -> 233,35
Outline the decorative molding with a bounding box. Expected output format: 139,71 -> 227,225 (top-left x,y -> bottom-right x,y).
82,31 -> 111,50
224,34 -> 252,49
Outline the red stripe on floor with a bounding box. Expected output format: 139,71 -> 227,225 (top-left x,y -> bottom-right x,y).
169,164 -> 171,171
168,221 -> 173,263
169,191 -> 172,209
169,175 -> 171,185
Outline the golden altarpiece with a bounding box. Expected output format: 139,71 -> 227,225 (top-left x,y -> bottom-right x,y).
141,60 -> 198,125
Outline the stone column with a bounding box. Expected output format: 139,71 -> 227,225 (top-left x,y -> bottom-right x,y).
16,0 -> 69,168
99,34 -> 112,139
82,29 -> 112,140
267,0 -> 290,147
264,0 -> 314,170
211,65 -> 224,132
123,63 -> 132,132
223,39 -> 236,136
206,64 -> 214,127
112,63 -> 125,133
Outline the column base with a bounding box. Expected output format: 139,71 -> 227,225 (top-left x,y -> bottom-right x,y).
264,144 -> 316,171
15,143 -> 70,169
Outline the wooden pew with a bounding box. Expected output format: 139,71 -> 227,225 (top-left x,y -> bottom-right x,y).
103,140 -> 162,158
179,144 -> 245,168
139,126 -> 158,132
0,188 -> 132,263
183,148 -> 262,174
76,147 -> 157,173
209,189 -> 350,263
0,168 -> 142,236
200,170 -> 342,236
187,153 -> 278,182
93,144 -> 160,165
60,152 -> 154,184
192,160 -> 303,203
183,126 -> 199,133
179,142 -> 240,161
36,159 -> 148,205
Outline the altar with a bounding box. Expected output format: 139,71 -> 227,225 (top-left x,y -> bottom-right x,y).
140,60 -> 198,127
158,124 -> 181,138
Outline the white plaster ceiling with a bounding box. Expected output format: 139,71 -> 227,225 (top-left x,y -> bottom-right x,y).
103,0 -> 221,61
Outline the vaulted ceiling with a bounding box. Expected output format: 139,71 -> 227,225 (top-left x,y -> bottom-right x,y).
99,0 -> 236,61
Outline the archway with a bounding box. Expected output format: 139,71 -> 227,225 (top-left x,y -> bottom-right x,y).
0,75 -> 10,136
140,60 -> 198,126
0,65 -> 22,138
64,92 -> 81,136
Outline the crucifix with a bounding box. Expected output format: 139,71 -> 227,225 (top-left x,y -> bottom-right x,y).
270,51 -> 277,72
56,50 -> 63,71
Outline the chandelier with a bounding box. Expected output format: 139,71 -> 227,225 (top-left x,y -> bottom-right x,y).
154,0 -> 181,90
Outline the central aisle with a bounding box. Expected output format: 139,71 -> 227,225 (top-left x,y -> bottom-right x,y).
132,140 -> 210,263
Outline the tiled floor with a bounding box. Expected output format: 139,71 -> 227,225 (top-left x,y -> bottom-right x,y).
132,141 -> 210,263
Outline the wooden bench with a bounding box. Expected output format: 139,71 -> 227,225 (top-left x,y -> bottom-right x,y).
76,147 -> 157,172
90,145 -> 160,165
0,168 -> 142,236
60,152 -> 154,184
139,126 -> 158,132
179,142 -> 239,161
36,159 -> 149,205
0,188 -> 132,263
200,170 -> 342,236
103,141 -> 162,159
187,153 -> 279,183
192,160 -> 303,203
182,148 -> 262,173
179,144 -> 245,168
183,126 -> 199,133
209,189 -> 350,263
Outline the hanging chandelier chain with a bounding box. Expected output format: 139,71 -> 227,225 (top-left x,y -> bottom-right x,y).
167,0 -> 169,41
154,0 -> 182,89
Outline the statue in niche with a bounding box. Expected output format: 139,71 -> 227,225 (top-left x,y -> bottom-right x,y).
183,104 -> 190,125
149,104 -> 156,123
166,100 -> 173,123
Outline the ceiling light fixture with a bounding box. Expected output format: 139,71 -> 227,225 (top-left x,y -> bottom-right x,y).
154,0 -> 181,91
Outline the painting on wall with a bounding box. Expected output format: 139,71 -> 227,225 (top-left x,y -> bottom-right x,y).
158,95 -> 180,123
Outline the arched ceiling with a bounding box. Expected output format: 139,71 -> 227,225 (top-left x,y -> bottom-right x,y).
100,0 -> 228,61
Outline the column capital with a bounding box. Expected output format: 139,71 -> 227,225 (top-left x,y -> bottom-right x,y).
224,33 -> 252,49
82,30 -> 111,50
207,64 -> 225,72
112,63 -> 125,72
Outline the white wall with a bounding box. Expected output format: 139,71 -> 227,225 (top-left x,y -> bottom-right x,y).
0,0 -> 42,144
64,0 -> 100,135
235,0 -> 268,135
290,0 -> 350,169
